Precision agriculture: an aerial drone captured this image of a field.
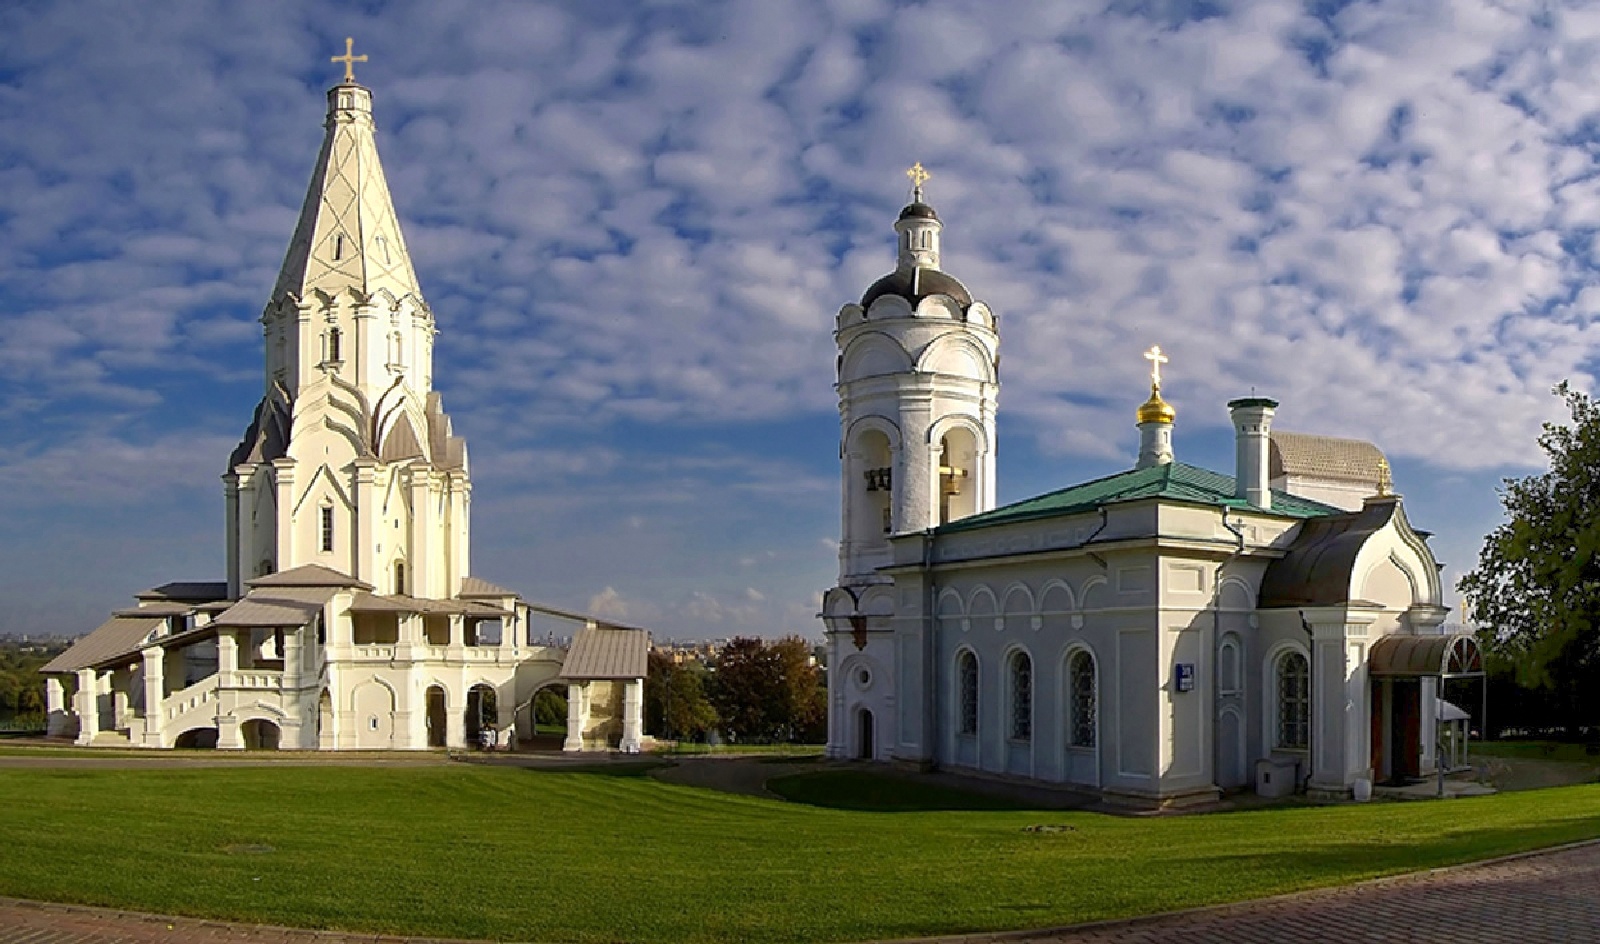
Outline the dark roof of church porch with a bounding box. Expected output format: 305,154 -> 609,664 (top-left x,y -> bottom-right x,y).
41,616 -> 167,673
1257,496 -> 1406,607
936,461 -> 1342,535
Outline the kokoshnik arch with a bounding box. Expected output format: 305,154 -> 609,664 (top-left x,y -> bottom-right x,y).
821,166 -> 1484,807
40,43 -> 648,753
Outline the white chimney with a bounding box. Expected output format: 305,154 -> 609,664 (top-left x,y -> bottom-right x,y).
1228,397 -> 1278,509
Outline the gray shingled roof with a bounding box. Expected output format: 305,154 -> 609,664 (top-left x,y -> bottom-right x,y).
559,627 -> 648,680
1270,431 -> 1387,485
41,616 -> 166,673
246,563 -> 372,590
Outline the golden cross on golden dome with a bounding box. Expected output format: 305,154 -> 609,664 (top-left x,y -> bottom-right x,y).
1143,345 -> 1169,388
332,37 -> 367,84
906,162 -> 930,201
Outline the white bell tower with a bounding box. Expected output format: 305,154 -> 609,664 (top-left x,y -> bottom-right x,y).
822,165 -> 1000,761
832,164 -> 1000,585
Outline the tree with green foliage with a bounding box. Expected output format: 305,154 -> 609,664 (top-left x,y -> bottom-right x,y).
1459,382 -> 1600,732
644,651 -> 718,742
706,636 -> 825,743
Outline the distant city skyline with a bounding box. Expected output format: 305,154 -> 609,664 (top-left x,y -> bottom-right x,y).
1,1 -> 1588,639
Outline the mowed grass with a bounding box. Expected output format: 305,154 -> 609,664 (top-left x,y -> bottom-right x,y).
1,764 -> 1599,944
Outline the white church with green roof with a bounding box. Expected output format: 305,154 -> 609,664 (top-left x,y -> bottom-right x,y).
822,169 -> 1483,806
41,52 -> 647,754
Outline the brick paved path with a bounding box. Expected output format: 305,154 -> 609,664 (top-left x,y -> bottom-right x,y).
4,840 -> 1599,944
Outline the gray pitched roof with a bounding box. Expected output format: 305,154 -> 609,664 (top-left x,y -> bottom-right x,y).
348,592 -> 506,617
42,616 -> 166,673
559,627 -> 648,680
459,576 -> 519,599
135,581 -> 229,603
1270,431 -> 1387,485
246,563 -> 372,590
210,587 -> 339,628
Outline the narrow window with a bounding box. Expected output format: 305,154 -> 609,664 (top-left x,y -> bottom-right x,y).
957,651 -> 978,736
333,233 -> 345,260
320,506 -> 334,553
1277,651 -> 1310,750
1009,652 -> 1032,741
328,326 -> 342,363
1069,650 -> 1096,748
394,560 -> 406,596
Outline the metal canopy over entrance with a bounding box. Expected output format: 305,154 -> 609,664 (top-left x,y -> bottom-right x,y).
1368,634 -> 1483,679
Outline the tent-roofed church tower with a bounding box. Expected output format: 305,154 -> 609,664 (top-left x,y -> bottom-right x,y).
225,46 -> 470,601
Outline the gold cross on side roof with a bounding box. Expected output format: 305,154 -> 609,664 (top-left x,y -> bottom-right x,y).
332,37 -> 367,84
1143,345 -> 1169,388
906,162 -> 930,200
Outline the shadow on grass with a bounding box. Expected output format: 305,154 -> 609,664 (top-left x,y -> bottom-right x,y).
769,770 -> 1036,811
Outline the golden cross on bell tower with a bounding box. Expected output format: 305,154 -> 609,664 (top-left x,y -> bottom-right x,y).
332,37 -> 368,84
906,162 -> 930,201
1143,345 -> 1169,389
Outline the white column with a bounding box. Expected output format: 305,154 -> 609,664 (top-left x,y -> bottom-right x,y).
445,689 -> 467,749
142,648 -> 165,748
564,682 -> 588,751
46,677 -> 69,737
74,669 -> 98,745
235,465 -> 258,587
217,631 -> 239,687
620,678 -> 644,753
408,471 -> 433,597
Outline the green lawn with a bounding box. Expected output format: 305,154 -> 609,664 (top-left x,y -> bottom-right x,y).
1,763 -> 1597,944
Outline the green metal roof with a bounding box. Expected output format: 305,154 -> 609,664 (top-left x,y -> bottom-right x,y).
936,461 -> 1343,534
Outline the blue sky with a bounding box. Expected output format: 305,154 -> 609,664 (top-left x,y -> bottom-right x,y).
0,0 -> 1590,639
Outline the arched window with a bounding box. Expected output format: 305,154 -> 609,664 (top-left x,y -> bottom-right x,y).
1009,651 -> 1032,741
1276,650 -> 1310,750
1218,635 -> 1241,695
957,650 -> 978,736
327,326 -> 342,363
393,560 -> 406,596
1067,649 -> 1096,748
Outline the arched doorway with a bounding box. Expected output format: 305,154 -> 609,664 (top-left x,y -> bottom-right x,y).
857,708 -> 875,760
174,727 -> 218,749
465,683 -> 497,748
425,686 -> 447,748
241,719 -> 281,750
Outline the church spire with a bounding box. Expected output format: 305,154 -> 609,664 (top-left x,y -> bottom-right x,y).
272,41 -> 422,305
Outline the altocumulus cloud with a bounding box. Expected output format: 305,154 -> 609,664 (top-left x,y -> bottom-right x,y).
1,0 -> 1596,636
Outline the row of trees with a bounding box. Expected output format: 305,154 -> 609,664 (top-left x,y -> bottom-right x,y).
645,636 -> 826,744
1460,382 -> 1600,738
0,641 -> 62,722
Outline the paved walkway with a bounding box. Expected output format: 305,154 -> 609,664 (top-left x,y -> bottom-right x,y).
3,840 -> 1599,944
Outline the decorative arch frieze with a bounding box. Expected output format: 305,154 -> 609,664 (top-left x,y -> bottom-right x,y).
840,331 -> 914,383
914,333 -> 997,384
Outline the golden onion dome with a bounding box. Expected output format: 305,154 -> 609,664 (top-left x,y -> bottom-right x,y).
1137,384 -> 1176,425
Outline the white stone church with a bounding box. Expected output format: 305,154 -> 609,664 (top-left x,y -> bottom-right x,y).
821,171 -> 1483,806
42,61 -> 647,752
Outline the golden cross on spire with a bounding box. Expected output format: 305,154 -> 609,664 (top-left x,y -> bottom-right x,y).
906,162 -> 930,201
1143,345 -> 1169,388
1376,458 -> 1393,497
332,37 -> 367,84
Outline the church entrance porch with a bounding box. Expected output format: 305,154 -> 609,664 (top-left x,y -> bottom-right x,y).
1368,634 -> 1485,788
